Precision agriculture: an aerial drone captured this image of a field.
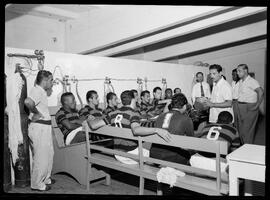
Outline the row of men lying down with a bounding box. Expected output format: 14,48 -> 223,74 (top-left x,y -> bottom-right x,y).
55,87 -> 241,169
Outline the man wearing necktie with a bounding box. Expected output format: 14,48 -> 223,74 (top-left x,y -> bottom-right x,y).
191,72 -> 211,110
191,72 -> 211,130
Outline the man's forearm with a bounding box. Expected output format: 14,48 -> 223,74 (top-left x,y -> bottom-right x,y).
24,98 -> 40,114
26,103 -> 39,114
211,100 -> 232,108
256,88 -> 264,108
133,126 -> 157,136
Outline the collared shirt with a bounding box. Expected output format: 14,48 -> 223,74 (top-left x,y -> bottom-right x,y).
55,107 -> 81,141
140,101 -> 152,113
148,98 -> 166,117
231,81 -> 240,100
103,105 -> 117,116
28,85 -> 51,120
238,75 -> 260,103
104,106 -> 141,151
79,105 -> 104,119
209,77 -> 233,123
191,82 -> 211,104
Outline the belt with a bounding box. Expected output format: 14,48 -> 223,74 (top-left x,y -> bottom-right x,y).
30,119 -> 52,125
237,101 -> 249,104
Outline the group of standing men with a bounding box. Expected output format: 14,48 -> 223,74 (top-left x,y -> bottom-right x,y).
191,64 -> 264,144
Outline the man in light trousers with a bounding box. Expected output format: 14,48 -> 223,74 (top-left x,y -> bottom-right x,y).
25,70 -> 54,191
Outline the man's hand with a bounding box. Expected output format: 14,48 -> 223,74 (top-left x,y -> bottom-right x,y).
87,115 -> 96,121
248,103 -> 258,111
204,99 -> 214,108
31,112 -> 44,122
155,128 -> 172,142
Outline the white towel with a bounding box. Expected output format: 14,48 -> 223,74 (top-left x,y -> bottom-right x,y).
156,167 -> 186,187
115,147 -> 149,165
6,63 -> 24,165
65,127 -> 83,146
189,153 -> 228,173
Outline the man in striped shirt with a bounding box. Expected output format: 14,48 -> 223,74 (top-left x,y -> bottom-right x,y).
197,111 -> 242,157
103,92 -> 118,116
55,92 -> 86,146
79,90 -> 106,141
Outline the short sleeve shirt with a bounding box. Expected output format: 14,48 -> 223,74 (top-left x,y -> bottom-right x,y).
150,110 -> 194,163
28,85 -> 50,120
103,105 -> 117,116
209,77 -> 233,123
198,123 -> 241,156
79,105 -> 104,119
55,107 -> 81,141
148,98 -> 166,117
105,106 -> 141,151
238,75 -> 260,103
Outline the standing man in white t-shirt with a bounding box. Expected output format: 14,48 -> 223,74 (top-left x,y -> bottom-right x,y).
204,64 -> 233,123
24,70 -> 54,191
235,64 -> 264,144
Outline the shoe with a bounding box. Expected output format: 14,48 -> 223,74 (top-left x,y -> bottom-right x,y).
31,185 -> 51,192
46,179 -> 56,185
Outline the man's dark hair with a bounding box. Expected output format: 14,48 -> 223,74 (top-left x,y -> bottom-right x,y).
35,70 -> 52,85
196,72 -> 203,77
153,87 -> 161,93
173,87 -> 181,94
209,64 -> 222,73
237,64 -> 249,73
217,111 -> 233,124
165,88 -> 172,93
120,90 -> 134,106
86,90 -> 97,103
61,92 -> 74,106
171,93 -> 188,109
106,92 -> 116,104
232,68 -> 237,73
130,89 -> 138,94
141,90 -> 150,97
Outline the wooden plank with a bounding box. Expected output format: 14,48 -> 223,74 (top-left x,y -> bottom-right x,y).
90,153 -> 228,195
89,126 -> 228,155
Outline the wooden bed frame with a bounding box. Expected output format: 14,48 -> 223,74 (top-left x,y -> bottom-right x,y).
83,121 -> 230,195
49,106 -> 109,186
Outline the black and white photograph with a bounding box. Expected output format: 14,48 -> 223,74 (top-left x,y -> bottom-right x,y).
3,3 -> 267,197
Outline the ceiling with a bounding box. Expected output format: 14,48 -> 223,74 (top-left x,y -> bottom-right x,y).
5,4 -> 102,21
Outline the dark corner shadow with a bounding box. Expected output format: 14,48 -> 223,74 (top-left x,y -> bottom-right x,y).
5,4 -> 42,22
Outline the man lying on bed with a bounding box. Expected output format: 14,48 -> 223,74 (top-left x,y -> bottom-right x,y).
87,90 -> 172,164
190,111 -> 242,173
55,92 -> 98,146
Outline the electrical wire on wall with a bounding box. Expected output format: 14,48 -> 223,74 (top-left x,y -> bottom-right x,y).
7,50 -> 45,78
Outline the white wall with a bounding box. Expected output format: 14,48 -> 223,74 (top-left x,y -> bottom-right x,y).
178,40 -> 266,88
5,47 -> 208,107
5,11 -> 66,52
